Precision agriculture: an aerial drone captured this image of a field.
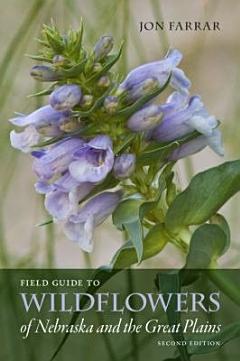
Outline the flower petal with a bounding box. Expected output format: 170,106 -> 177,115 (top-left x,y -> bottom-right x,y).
10,126 -> 40,153
34,181 -> 53,194
63,216 -> 94,252
88,135 -> 113,150
207,128 -> 224,156
169,135 -> 208,160
187,115 -> 218,137
50,84 -> 82,111
44,190 -> 72,220
70,191 -> 122,225
69,148 -> 114,183
9,105 -> 70,128
33,138 -> 83,180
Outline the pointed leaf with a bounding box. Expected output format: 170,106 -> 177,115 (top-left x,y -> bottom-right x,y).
166,160 -> 240,232
185,224 -> 228,269
111,224 -> 169,268
112,198 -> 143,262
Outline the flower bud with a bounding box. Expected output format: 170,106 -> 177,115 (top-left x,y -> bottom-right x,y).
118,49 -> 191,103
30,65 -> 61,81
59,119 -> 79,132
128,104 -> 162,132
49,84 -> 82,111
97,76 -> 111,88
93,35 -> 114,61
53,54 -> 66,66
92,62 -> 103,73
80,94 -> 94,109
104,96 -> 119,114
121,78 -> 159,104
113,153 -> 136,179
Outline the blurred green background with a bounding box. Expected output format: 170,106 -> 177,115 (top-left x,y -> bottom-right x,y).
0,0 -> 239,268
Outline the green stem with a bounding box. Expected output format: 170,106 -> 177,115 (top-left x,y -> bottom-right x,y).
97,312 -> 119,361
207,269 -> 240,307
127,269 -> 139,361
0,212 -> 9,267
121,0 -> 129,74
150,0 -> 169,53
170,231 -> 240,308
83,252 -> 118,361
46,222 -> 55,268
0,0 -> 45,86
183,157 -> 194,182
83,251 -> 92,268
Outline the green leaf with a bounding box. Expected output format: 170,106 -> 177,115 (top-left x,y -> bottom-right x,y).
36,219 -> 53,227
166,160 -> 240,233
114,133 -> 136,154
112,199 -> 143,262
137,141 -> 177,166
112,199 -> 143,229
111,223 -> 169,268
28,82 -> 57,97
188,322 -> 240,355
185,224 -> 228,269
138,132 -> 199,166
124,221 -> 143,262
210,213 -> 230,254
59,59 -> 86,77
157,271 -> 190,361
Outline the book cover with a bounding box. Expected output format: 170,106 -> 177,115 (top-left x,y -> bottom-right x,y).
0,1 -> 240,360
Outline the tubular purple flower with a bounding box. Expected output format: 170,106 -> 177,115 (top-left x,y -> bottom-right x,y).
169,128 -> 224,160
63,191 -> 121,252
35,172 -> 82,194
127,104 -> 162,132
118,49 -> 191,102
152,92 -> 219,142
93,35 -> 114,61
30,65 -> 62,81
9,105 -> 71,135
44,182 -> 94,221
32,137 -> 84,180
10,126 -> 40,153
69,135 -> 114,183
113,154 -> 136,179
49,84 -> 82,111
45,190 -> 75,221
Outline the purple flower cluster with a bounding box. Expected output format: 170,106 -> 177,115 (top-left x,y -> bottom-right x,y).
9,83 -> 134,251
9,42 -> 223,252
125,57 -> 223,159
32,135 -> 124,251
10,84 -> 82,153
